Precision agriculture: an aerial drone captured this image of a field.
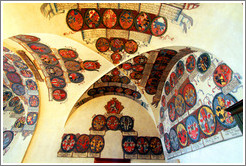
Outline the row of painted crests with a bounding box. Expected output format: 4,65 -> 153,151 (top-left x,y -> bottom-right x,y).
66,8 -> 167,36
3,47 -> 39,157
75,66 -> 150,111
41,3 -> 198,64
159,51 -> 243,159
58,133 -> 163,158
41,3 -> 198,34
11,34 -> 101,102
58,98 -> 164,159
74,48 -> 194,113
96,37 -> 138,64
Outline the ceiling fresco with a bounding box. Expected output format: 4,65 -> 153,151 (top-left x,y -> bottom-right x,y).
3,46 -> 40,162
158,51 -> 243,159
39,3 -> 199,65
2,2 -> 244,164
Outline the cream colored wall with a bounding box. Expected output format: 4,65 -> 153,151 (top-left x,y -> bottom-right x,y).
2,2 -> 244,164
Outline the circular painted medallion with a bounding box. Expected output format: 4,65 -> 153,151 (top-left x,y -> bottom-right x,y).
186,55 -> 196,73
27,43 -> 51,54
101,75 -> 111,82
14,103 -> 25,114
75,134 -> 90,153
164,133 -> 171,153
13,61 -> 28,70
14,117 -> 25,128
110,38 -> 124,52
11,83 -> 25,96
213,63 -> 233,88
111,75 -> 121,82
169,128 -> 180,151
64,60 -> 81,71
102,9 -> 117,28
20,70 -> 33,78
153,63 -> 166,71
66,9 -> 83,31
183,83 -> 197,107
150,16 -> 167,36
145,86 -> 157,95
29,95 -> 39,107
160,107 -> 165,119
52,89 -> 67,101
26,79 -> 38,90
133,55 -> 148,65
124,88 -> 133,95
40,54 -> 59,66
212,93 -> 237,128
46,66 -> 63,77
111,68 -> 120,76
3,62 -> 16,72
14,35 -> 40,43
119,10 -> 134,29
175,94 -> 186,116
134,12 -> 151,32
136,137 -> 150,154
4,53 -> 22,62
82,61 -> 101,71
164,81 -> 171,95
168,102 -> 176,122
106,116 -> 120,130
61,134 -> 76,152
170,72 -> 178,88
95,37 -> 110,52
50,77 -> 66,88
106,86 -> 115,93
120,116 -> 134,132
92,115 -> 106,131
197,53 -> 211,73
68,72 -> 84,83
176,61 -> 185,78
58,49 -> 78,60
85,9 -> 101,28
97,87 -> 106,94
176,123 -> 188,147
122,63 -> 132,70
9,96 -> 20,107
159,123 -> 164,135
185,115 -> 200,143
90,135 -> 104,153
132,64 -> 144,72
161,95 -> 166,107
198,105 -> 216,136
130,72 -> 143,80
150,137 -> 163,155
115,87 -> 123,93
87,88 -> 97,96
124,40 -> 138,54
111,52 -> 122,64
122,136 -> 136,154
3,131 -> 14,150
120,76 -> 130,84
6,72 -> 22,84
132,91 -> 141,99
26,112 -> 38,125
3,91 -> 12,102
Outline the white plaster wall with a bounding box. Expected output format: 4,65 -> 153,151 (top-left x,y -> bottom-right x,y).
172,136 -> 244,164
